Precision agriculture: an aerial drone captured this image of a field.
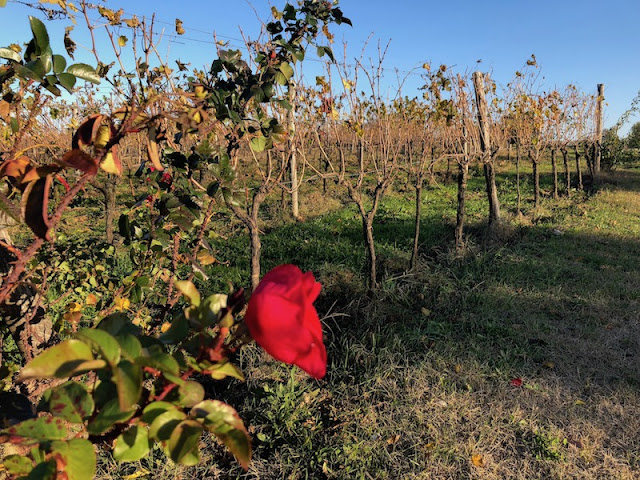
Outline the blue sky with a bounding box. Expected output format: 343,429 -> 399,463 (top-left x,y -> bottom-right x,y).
2,0 -> 639,133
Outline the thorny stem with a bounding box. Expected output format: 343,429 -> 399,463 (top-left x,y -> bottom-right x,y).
0,173 -> 92,305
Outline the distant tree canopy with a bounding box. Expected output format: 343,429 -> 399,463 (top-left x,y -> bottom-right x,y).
602,127 -> 637,170
625,121 -> 640,149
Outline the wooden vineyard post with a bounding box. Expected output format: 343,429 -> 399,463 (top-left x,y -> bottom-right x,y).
288,84 -> 300,220
472,71 -> 501,229
595,83 -> 604,175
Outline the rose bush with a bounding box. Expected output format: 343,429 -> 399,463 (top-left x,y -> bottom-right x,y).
245,265 -> 327,378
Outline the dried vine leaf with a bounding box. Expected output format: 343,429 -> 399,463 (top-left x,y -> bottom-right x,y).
175,18 -> 185,35
21,174 -> 52,240
72,114 -> 103,149
64,26 -> 76,59
60,149 -> 97,174
0,100 -> 10,121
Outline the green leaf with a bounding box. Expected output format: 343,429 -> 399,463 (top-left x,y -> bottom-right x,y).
250,135 -> 268,153
0,47 -> 21,62
52,54 -> 66,74
57,72 -> 76,92
167,420 -> 202,466
274,71 -> 287,86
190,400 -> 251,470
29,16 -> 50,54
50,439 -> 96,480
3,455 -> 33,475
275,98 -> 292,111
44,83 -> 61,96
159,315 -> 189,344
139,346 -> 180,377
175,280 -> 200,306
113,425 -> 152,463
148,409 -> 186,441
279,62 -> 294,80
205,361 -> 245,381
113,360 -> 142,411
19,340 -> 104,380
177,380 -> 204,408
116,334 -> 142,362
0,193 -> 20,223
2,415 -> 67,442
66,63 -> 100,84
98,312 -> 139,337
14,62 -> 44,81
39,48 -> 53,74
25,460 -> 56,479
141,401 -> 178,424
75,329 -> 121,366
317,46 -> 334,62
40,381 -> 94,423
87,398 -> 136,435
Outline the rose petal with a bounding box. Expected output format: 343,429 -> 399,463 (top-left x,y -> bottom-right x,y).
245,265 -> 326,378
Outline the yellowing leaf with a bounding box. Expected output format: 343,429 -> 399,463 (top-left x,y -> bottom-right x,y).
124,16 -> 140,28
93,125 -> 111,148
67,302 -> 82,312
196,250 -> 216,266
118,35 -> 128,47
146,126 -> 163,171
114,297 -> 130,311
100,148 -> 122,175
124,469 -> 151,480
471,454 -> 486,467
386,434 -> 401,445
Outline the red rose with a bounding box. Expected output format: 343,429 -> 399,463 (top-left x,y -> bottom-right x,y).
245,264 -> 326,378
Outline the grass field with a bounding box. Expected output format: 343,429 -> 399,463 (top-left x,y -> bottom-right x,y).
35,158 -> 640,479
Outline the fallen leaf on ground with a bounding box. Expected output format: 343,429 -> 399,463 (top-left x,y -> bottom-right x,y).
510,378 -> 523,387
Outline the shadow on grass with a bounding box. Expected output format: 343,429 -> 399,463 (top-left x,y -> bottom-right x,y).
320,223 -> 640,387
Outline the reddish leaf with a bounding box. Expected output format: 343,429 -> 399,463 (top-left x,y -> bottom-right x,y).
59,149 -> 98,174
21,175 -> 52,240
72,114 -> 103,149
510,377 -> 523,387
21,165 -> 61,184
